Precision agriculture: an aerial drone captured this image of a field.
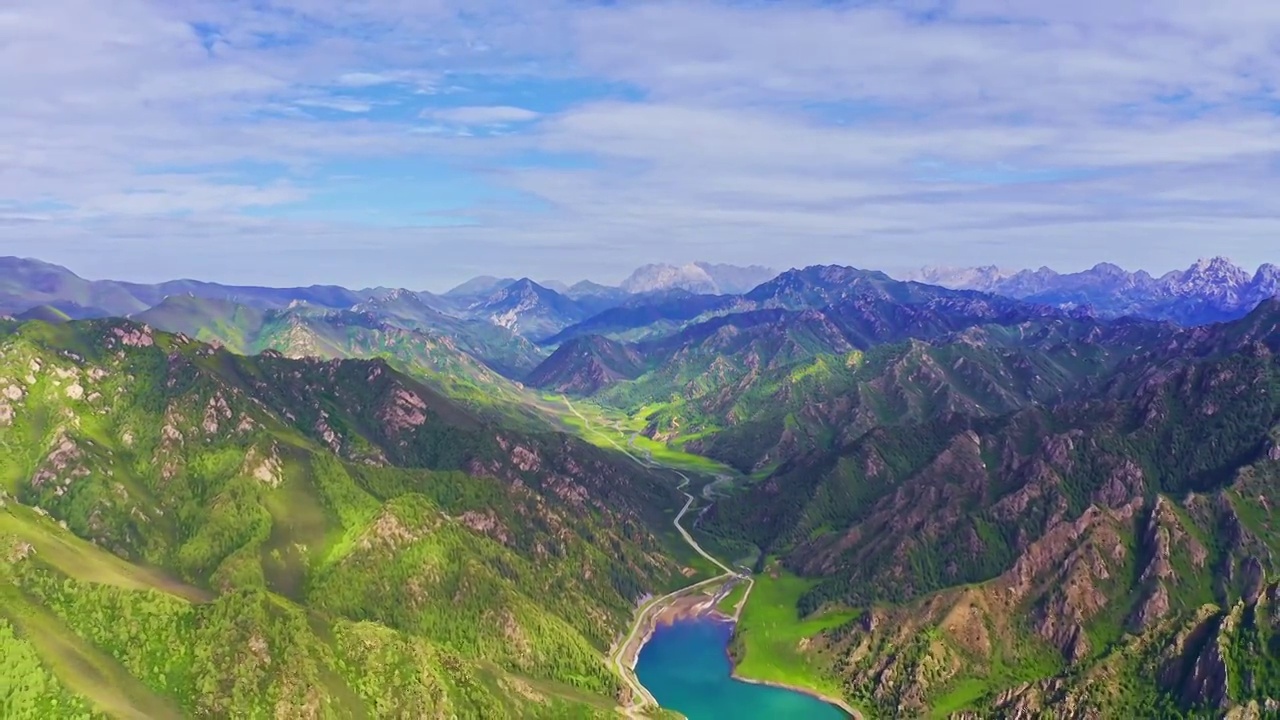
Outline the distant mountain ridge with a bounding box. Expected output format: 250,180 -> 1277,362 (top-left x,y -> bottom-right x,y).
445,261 -> 778,299
527,264 -> 1073,401
907,256 -> 1280,325
465,278 -> 592,342
0,256 -> 375,318
619,261 -> 777,295
0,257 -> 783,349
133,294 -> 549,425
542,264 -> 1055,347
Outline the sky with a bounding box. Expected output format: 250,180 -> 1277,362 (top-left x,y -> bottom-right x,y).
4,0 -> 1280,290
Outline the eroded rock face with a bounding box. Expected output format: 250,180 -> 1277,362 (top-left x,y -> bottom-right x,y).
31,435 -> 88,488
459,510 -> 511,545
203,393 -> 232,434
1240,556 -> 1266,602
1181,620 -> 1230,709
243,445 -> 284,489
110,325 -> 154,347
1137,579 -> 1172,625
969,677 -> 1102,720
381,387 -> 428,433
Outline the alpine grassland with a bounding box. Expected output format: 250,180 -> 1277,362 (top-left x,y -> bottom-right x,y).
728,564 -> 857,701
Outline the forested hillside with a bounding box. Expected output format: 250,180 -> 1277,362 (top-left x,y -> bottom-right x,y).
0,318 -> 698,717
134,294 -> 550,429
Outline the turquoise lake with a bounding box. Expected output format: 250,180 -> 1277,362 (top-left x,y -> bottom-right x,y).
634,617 -> 849,720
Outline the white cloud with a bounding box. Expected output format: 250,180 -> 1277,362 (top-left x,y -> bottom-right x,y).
3,0 -> 1280,287
295,97 -> 375,113
423,105 -> 540,124
336,72 -> 396,87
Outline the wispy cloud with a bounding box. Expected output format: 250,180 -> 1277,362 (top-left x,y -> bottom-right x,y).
336,72 -> 397,87
295,97 -> 376,113
424,105 -> 540,124
3,0 -> 1280,288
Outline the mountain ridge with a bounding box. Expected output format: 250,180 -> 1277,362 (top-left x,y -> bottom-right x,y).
907,256 -> 1280,325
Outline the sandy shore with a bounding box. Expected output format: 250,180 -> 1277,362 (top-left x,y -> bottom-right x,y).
619,590 -> 726,670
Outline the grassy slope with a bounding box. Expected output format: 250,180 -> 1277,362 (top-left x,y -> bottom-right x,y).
715,582 -> 749,616
730,565 -> 857,700
535,393 -> 738,478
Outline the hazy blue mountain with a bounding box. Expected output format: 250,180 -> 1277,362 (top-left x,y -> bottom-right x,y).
442,274 -> 518,298
466,278 -> 594,342
907,256 -> 1280,325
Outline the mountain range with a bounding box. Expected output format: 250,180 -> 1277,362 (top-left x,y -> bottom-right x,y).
1,252 -> 1278,719
704,298 -> 1280,717
907,256 -> 1280,326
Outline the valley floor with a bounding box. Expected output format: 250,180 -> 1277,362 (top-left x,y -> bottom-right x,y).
578,399 -> 863,720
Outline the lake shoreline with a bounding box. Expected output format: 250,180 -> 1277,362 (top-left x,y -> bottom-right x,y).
631,602 -> 861,720
622,592 -> 727,671
727,671 -> 862,720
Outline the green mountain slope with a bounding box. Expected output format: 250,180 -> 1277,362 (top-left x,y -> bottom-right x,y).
534,297 -> 1157,475
135,295 -> 549,428
526,335 -> 646,395
700,301 -> 1280,717
0,317 -> 698,718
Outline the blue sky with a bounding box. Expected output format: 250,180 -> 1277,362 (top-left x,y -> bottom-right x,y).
3,0 -> 1280,289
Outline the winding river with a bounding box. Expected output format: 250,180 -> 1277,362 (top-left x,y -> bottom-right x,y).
635,616 -> 849,720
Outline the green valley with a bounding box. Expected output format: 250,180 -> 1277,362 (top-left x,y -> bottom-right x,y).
2,259 -> 1279,720
528,287 -> 1280,718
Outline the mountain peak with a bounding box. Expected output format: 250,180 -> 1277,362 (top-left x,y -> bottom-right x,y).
468,278 -> 586,341
444,275 -> 517,298
619,262 -> 777,295
620,263 -> 718,295
501,278 -> 554,298
1164,256 -> 1251,294
1191,255 -> 1236,271
1253,263 -> 1280,294
1088,261 -> 1126,275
